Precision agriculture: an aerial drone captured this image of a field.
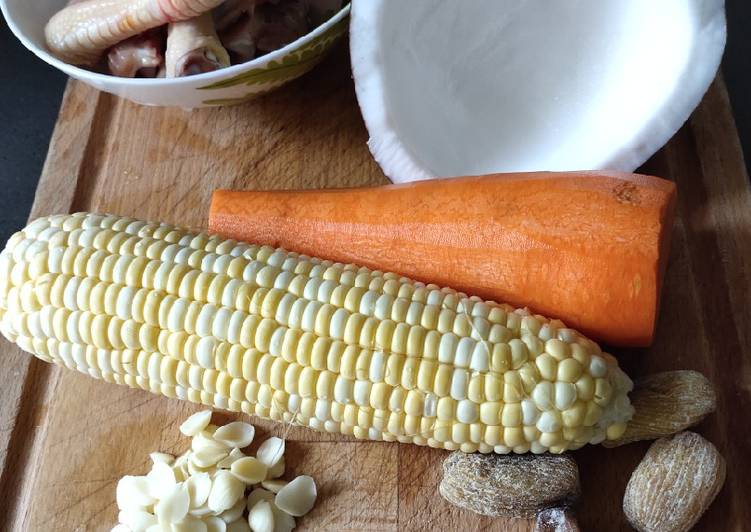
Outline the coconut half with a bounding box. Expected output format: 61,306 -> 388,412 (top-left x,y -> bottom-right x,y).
350,0 -> 726,182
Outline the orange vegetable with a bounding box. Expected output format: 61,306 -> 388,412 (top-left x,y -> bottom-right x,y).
209,171 -> 676,346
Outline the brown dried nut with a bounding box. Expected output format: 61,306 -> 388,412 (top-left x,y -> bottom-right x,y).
439,452 -> 580,518
624,431 -> 726,532
535,507 -> 580,531
605,370 -> 716,447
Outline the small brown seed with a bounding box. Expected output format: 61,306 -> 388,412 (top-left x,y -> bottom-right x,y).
439,452 -> 580,518
605,370 -> 715,447
623,431 -> 725,532
535,507 -> 580,531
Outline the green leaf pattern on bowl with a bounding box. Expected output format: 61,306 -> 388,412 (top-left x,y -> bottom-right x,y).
198,14 -> 348,104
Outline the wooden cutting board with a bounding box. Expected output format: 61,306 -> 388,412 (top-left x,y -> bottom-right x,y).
1,45 -> 750,531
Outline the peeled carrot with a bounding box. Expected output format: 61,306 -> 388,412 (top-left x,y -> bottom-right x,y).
209,171 -> 676,347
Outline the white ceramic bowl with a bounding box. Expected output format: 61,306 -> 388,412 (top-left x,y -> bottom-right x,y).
1,0 -> 350,107
351,0 -> 726,181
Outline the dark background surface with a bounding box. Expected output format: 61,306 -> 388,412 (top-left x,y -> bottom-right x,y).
0,2 -> 748,244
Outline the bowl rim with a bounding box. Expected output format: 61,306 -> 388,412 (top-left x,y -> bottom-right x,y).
0,1 -> 350,87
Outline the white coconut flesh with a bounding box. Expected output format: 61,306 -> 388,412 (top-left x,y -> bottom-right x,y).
350,0 -> 726,183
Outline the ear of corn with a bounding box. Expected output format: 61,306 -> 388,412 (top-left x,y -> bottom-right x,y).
0,213 -> 634,454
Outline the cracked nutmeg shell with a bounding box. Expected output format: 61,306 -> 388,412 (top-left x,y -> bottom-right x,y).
439,452 -> 580,518
623,431 -> 726,532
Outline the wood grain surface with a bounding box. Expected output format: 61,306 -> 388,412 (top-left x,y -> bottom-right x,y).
0,45 -> 749,531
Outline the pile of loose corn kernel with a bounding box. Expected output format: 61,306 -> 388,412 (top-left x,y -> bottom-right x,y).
112,410 -> 317,532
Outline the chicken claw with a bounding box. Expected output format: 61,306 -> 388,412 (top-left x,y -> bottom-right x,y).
166,12 -> 231,77
45,0 -> 225,66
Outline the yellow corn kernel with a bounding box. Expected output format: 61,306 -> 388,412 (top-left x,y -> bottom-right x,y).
521,333 -> 544,357
480,402 -> 502,426
436,396 -> 456,421
523,425 -> 540,443
452,423 -> 470,444
416,359 -> 437,391
401,357 -> 420,390
561,401 -> 586,428
385,354 -> 404,387
338,345 -> 357,379
508,339 -> 529,369
575,374 -> 595,401
558,358 -> 583,383
539,431 -> 563,448
535,353 -> 557,381
433,364 -> 452,397
485,374 -> 503,402
467,375 -> 485,403
310,337 -> 331,371
490,343 -> 511,374
316,370 -> 336,400
545,338 -> 570,360
570,343 -> 591,368
485,425 -> 503,446
503,371 -> 523,403
606,422 -> 627,441
504,427 -> 525,447
406,326 -> 425,357
583,402 -> 603,427
370,382 -> 391,410
518,363 -> 540,395
501,403 -> 522,427
404,390 -> 423,417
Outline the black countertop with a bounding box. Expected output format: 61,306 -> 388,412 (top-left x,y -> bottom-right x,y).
1,3 -> 749,244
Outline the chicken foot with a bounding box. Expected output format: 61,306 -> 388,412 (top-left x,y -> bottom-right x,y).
166,12 -> 230,77
45,0 -> 225,66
